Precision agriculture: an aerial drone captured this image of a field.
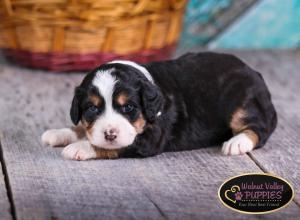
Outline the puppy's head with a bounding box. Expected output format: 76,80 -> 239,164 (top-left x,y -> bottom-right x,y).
70,62 -> 164,150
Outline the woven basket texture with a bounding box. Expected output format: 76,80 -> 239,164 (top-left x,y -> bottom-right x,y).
0,0 -> 187,71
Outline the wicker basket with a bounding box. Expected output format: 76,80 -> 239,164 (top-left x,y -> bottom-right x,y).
0,0 -> 187,71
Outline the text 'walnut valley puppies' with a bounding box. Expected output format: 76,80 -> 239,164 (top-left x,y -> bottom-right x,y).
42,52 -> 277,160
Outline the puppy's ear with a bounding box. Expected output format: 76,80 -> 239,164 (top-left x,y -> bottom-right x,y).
70,87 -> 83,125
141,82 -> 164,123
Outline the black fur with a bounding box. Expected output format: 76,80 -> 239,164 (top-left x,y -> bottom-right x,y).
70,87 -> 81,125
70,52 -> 277,158
141,81 -> 164,123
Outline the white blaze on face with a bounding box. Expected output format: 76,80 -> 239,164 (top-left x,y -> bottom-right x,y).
88,69 -> 137,149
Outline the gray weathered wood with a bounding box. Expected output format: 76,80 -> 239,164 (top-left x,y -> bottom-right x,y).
2,122 -> 299,220
0,52 -> 14,220
0,161 -> 12,220
0,51 -> 299,219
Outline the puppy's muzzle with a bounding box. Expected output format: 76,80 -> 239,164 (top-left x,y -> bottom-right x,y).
104,128 -> 118,142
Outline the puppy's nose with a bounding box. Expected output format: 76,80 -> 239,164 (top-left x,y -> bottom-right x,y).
104,128 -> 118,141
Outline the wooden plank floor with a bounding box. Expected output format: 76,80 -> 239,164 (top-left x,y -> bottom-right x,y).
0,50 -> 299,219
0,161 -> 12,220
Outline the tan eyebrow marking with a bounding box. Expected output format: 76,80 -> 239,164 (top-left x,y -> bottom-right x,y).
116,92 -> 129,106
89,94 -> 102,107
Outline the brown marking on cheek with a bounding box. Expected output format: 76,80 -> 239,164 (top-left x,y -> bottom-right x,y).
116,92 -> 129,106
244,129 -> 259,147
230,108 -> 248,134
85,125 -> 93,139
71,125 -> 86,139
133,113 -> 146,134
89,95 -> 102,107
81,119 -> 94,137
93,147 -> 119,159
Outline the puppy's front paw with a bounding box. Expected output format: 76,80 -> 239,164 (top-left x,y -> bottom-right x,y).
222,133 -> 254,155
62,141 -> 96,161
42,128 -> 77,147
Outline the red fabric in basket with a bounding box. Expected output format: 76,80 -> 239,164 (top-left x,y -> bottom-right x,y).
2,45 -> 176,72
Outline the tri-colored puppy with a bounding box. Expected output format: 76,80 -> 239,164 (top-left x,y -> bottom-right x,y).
42,52 -> 277,160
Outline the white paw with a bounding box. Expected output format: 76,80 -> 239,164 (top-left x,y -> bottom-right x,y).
222,133 -> 254,155
41,128 -> 77,147
62,141 -> 96,161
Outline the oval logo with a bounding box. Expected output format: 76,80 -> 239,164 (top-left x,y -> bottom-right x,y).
218,173 -> 294,214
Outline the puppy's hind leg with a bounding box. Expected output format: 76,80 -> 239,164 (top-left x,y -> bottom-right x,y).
222,96 -> 277,156
222,128 -> 258,155
41,125 -> 86,147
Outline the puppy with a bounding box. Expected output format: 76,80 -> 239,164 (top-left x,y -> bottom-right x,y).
42,52 -> 277,160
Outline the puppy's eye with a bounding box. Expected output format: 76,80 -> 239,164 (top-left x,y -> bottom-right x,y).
121,104 -> 134,113
88,106 -> 98,113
